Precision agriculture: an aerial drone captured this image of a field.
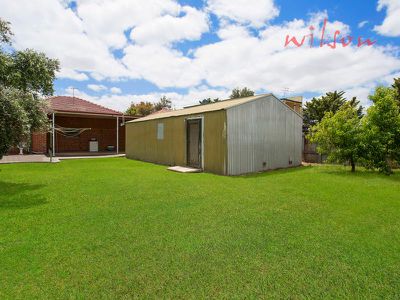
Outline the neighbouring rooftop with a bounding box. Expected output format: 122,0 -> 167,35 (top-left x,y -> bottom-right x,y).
47,96 -> 124,116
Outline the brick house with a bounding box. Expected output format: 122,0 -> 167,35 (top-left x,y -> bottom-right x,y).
32,96 -> 136,155
281,96 -> 303,114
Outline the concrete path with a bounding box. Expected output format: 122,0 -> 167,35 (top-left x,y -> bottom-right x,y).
0,154 -> 59,164
57,154 -> 125,160
1,153 -> 126,164
168,166 -> 202,173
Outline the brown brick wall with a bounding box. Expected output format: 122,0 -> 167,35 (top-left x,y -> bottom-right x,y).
7,147 -> 20,155
31,132 -> 48,153
54,115 -> 126,153
283,100 -> 302,114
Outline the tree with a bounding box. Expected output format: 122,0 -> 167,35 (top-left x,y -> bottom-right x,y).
10,50 -> 60,96
229,87 -> 254,99
154,96 -> 172,111
303,91 -> 363,128
362,86 -> 400,174
0,19 -> 12,44
309,103 -> 363,172
199,98 -> 220,105
0,88 -> 29,156
126,96 -> 174,117
348,96 -> 364,118
126,101 -> 154,117
0,18 -> 59,158
392,77 -> 400,107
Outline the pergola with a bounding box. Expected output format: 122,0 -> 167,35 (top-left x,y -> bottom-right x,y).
31,96 -> 136,156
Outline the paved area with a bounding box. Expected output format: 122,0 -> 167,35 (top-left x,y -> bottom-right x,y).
57,154 -> 125,160
56,151 -> 122,157
0,153 -> 125,164
168,166 -> 202,173
0,155 -> 59,164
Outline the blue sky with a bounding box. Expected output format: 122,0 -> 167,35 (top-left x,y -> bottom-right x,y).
1,0 -> 399,111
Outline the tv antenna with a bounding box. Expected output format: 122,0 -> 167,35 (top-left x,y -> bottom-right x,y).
71,87 -> 76,98
282,87 -> 291,98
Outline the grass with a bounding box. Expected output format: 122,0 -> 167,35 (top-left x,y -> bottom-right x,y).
0,158 -> 399,299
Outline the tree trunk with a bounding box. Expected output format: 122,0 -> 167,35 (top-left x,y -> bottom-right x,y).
385,156 -> 392,175
350,158 -> 355,172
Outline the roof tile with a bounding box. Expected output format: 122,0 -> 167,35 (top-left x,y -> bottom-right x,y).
47,96 -> 123,116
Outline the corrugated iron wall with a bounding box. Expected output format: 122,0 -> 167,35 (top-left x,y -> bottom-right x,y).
125,110 -> 227,174
226,95 -> 303,175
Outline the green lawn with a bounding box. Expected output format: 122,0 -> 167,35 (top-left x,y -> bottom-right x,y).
0,158 -> 399,299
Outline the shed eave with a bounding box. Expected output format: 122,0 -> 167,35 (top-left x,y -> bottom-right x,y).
126,94 -> 273,124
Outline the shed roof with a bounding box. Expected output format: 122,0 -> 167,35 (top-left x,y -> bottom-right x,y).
128,94 -> 271,123
48,96 -> 124,116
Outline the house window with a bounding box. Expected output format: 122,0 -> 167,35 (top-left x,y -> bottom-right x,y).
157,123 -> 164,140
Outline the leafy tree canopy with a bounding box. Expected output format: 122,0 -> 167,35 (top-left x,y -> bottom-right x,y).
0,19 -> 12,45
392,77 -> 400,107
303,91 -> 363,128
154,96 -> 172,111
309,103 -> 363,172
0,18 -> 58,158
126,101 -> 155,117
229,87 -> 255,99
0,87 -> 48,157
126,96 -> 173,117
10,50 -> 60,96
362,86 -> 400,174
0,88 -> 28,156
199,98 -> 220,105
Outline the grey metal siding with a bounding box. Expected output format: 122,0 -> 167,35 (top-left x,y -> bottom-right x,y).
227,95 -> 303,175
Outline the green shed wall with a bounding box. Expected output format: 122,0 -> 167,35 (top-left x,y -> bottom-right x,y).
125,110 -> 227,175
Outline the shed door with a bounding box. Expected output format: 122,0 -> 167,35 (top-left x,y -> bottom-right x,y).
186,119 -> 202,168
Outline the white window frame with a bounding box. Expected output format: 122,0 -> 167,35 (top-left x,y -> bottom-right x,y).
157,123 -> 164,140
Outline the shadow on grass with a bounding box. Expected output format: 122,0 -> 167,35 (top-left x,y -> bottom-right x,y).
0,181 -> 47,210
310,165 -> 400,183
230,165 -> 311,179
227,164 -> 400,183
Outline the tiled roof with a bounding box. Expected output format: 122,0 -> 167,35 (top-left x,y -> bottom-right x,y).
47,96 -> 123,116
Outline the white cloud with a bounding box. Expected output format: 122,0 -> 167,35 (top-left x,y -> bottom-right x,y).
58,69 -> 89,81
122,44 -> 203,88
1,1 -> 399,109
207,0 -> 279,27
344,85 -> 375,107
358,20 -> 368,28
0,0 -> 203,82
374,0 -> 400,37
177,86 -> 229,107
192,13 -> 400,97
73,0 -> 182,49
217,23 -> 252,40
121,87 -> 229,109
64,86 -> 229,111
110,87 -> 122,94
130,6 -> 209,45
0,0 -> 131,81
87,84 -> 107,92
307,11 -> 351,39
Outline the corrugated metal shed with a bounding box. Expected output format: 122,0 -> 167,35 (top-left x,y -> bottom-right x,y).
125,93 -> 303,175
226,95 -> 302,175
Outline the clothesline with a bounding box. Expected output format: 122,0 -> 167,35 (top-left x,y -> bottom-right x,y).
53,125 -> 91,137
